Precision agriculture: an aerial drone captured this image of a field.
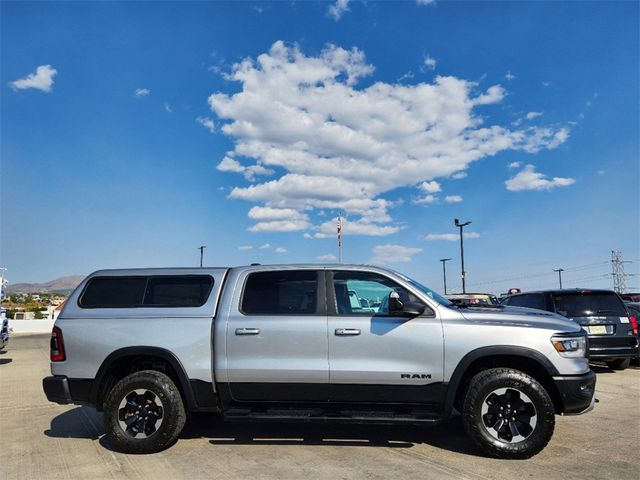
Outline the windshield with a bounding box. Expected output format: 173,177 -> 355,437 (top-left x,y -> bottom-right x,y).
553,292 -> 627,318
393,271 -> 453,306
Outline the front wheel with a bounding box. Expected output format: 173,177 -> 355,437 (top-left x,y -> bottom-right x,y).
104,370 -> 186,454
606,358 -> 630,370
462,368 -> 555,459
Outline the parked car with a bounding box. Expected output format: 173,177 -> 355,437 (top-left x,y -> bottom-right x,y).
620,293 -> 640,302
43,265 -> 596,458
447,293 -> 499,306
501,289 -> 639,370
0,308 -> 9,351
623,302 -> 640,365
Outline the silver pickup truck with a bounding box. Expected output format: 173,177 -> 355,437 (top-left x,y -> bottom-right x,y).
43,264 -> 595,459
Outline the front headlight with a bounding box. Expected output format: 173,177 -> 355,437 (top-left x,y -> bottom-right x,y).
551,334 -> 587,358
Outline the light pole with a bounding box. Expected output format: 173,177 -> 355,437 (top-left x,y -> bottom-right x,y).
553,268 -> 564,289
198,246 -> 206,267
454,218 -> 472,294
440,258 -> 452,295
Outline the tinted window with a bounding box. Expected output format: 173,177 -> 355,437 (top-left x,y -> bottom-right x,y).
80,277 -> 147,308
80,275 -> 214,308
522,294 -> 547,310
332,271 -> 424,316
506,295 -> 529,307
553,292 -> 627,318
143,276 -> 213,307
241,271 -> 318,315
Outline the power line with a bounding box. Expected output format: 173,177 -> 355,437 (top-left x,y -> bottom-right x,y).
467,261 -> 610,288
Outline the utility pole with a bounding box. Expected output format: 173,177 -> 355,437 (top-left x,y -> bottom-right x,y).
454,218 -> 472,294
440,258 -> 452,294
337,215 -> 343,264
198,246 -> 206,268
611,250 -> 627,294
553,268 -> 564,289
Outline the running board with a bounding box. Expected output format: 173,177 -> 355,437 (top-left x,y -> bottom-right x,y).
223,407 -> 442,424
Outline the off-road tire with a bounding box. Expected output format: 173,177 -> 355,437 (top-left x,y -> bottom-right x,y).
606,358 -> 630,371
104,370 -> 186,454
462,368 -> 555,459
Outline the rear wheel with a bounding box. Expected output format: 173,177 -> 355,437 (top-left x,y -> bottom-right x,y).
462,368 -> 555,459
606,358 -> 630,370
104,370 -> 186,454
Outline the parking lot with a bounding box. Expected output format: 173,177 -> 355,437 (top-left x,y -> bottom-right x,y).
1,334 -> 638,480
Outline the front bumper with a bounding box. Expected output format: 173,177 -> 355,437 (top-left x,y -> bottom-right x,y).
553,370 -> 596,415
588,336 -> 639,360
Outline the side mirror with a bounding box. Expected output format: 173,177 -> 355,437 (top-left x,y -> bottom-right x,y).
388,291 -> 404,313
388,291 -> 426,317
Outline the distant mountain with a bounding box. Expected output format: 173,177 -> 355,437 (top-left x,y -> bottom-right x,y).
5,275 -> 85,295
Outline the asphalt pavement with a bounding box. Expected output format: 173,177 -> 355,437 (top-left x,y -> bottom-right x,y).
1,334 -> 638,480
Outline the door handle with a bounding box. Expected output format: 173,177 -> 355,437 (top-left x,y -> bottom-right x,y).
335,328 -> 361,336
235,327 -> 260,336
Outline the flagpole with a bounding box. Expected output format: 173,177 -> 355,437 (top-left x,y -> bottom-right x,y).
337,214 -> 343,264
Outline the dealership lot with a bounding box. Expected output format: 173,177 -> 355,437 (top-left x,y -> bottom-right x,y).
1,334 -> 638,480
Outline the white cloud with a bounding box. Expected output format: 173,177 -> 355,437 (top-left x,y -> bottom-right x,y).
135,88 -> 150,98
317,253 -> 337,261
508,161 -> 521,169
525,111 -> 543,120
444,195 -> 463,203
259,243 -> 272,249
248,206 -> 304,220
424,55 -> 437,71
413,194 -> 437,205
328,0 -> 350,20
398,71 -> 414,82
597,169 -> 605,176
164,103 -> 173,113
10,65 -> 57,92
274,247 -> 287,253
371,244 -> 422,264
505,164 -> 575,192
217,156 -> 274,182
416,0 -> 435,5
542,81 -> 551,87
196,116 -> 215,133
238,245 -> 253,251
505,71 -> 516,81
249,219 -> 311,233
451,171 -> 467,179
424,232 -> 480,241
208,42 -> 569,235
419,180 -> 441,193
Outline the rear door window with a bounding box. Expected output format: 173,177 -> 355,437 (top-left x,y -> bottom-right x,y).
241,270 -> 319,315
552,292 -> 627,318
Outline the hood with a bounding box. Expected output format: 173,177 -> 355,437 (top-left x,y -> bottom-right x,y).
457,305 -> 581,332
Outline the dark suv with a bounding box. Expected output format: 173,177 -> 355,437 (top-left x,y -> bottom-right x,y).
501,289 -> 639,370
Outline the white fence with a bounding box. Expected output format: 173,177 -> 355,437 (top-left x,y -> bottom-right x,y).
9,319 -> 55,334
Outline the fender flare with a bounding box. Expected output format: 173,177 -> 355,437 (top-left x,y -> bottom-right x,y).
443,345 -> 560,416
90,346 -> 198,411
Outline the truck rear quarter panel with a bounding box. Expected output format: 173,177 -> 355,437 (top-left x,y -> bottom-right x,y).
51,268 -> 228,383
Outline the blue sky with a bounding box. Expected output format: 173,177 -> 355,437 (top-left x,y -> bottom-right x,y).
1,1 -> 638,294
